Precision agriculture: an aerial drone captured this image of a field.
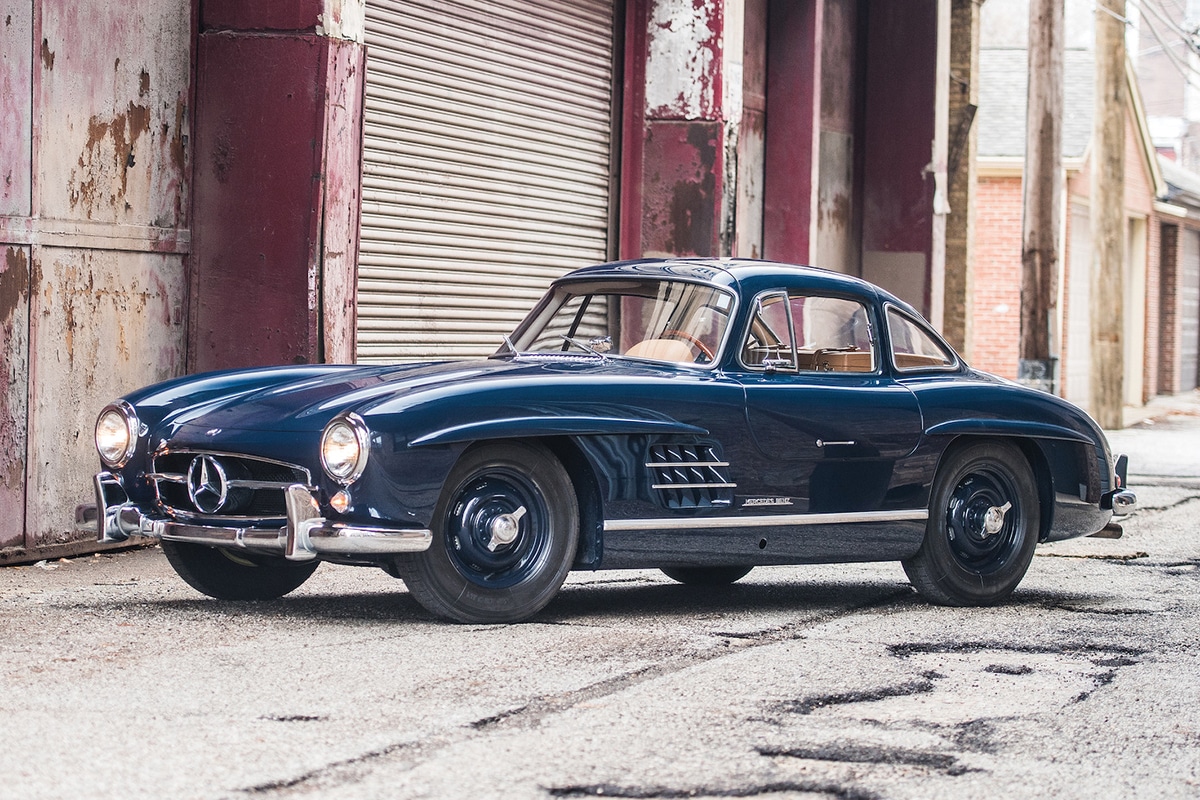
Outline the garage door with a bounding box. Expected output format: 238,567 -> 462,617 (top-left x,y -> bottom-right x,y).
358,0 -> 617,362
1181,228 -> 1199,391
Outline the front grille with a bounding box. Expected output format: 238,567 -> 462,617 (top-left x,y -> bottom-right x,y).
646,443 -> 736,509
150,451 -> 312,521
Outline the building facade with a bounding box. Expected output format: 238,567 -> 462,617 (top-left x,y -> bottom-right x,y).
1,0 -> 964,560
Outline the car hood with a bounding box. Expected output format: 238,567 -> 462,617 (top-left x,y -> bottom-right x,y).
161,356 -> 700,439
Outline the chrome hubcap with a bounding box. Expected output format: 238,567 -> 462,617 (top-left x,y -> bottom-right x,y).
983,501 -> 1012,537
487,505 -> 526,552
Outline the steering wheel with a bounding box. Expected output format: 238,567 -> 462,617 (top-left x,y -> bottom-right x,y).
661,329 -> 715,362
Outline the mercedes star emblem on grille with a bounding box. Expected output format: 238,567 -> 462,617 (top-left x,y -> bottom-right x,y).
187,455 -> 229,514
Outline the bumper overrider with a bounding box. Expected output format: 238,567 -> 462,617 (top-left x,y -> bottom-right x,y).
95,472 -> 432,561
1102,453 -> 1137,517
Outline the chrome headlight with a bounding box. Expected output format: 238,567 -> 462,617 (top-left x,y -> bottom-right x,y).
95,402 -> 139,469
320,413 -> 370,484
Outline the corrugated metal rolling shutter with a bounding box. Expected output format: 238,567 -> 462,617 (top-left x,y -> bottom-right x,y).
358,0 -> 616,362
1181,228 -> 1200,391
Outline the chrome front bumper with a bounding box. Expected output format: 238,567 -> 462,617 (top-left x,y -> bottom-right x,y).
95,472 -> 432,561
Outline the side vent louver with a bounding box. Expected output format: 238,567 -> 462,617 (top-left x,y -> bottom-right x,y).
646,443 -> 736,509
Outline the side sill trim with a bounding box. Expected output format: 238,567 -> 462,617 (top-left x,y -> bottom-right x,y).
603,509 -> 929,532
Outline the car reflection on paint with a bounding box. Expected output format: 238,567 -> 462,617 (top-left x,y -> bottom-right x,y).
93,258 -> 1136,623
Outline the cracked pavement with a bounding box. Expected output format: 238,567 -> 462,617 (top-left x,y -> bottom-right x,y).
2,404 -> 1199,799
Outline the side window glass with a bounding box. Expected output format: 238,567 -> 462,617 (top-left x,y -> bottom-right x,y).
742,292 -> 796,369
793,296 -> 875,372
887,308 -> 956,371
742,293 -> 875,373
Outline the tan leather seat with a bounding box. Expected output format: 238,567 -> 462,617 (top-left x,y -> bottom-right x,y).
625,338 -> 695,362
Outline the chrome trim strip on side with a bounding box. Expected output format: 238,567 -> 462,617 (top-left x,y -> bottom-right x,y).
645,461 -> 731,468
603,509 -> 929,532
650,482 -> 738,490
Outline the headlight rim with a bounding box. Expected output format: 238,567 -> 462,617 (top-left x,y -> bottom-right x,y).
320,412 -> 371,485
95,401 -> 139,469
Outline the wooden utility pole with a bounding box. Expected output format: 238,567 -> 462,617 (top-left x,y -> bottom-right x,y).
1091,0 -> 1126,429
1019,0 -> 1063,394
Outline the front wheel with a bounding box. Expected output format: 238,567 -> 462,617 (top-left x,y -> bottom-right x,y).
161,540 -> 319,600
394,441 -> 579,623
903,441 -> 1040,606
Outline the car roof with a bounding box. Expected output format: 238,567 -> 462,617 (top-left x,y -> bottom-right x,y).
556,257 -> 912,312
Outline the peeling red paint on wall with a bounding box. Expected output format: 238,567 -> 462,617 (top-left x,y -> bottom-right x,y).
4,0 -> 192,555
0,246 -> 30,547
69,102 -> 153,216
0,2 -> 33,217
644,0 -> 723,120
641,121 -> 722,257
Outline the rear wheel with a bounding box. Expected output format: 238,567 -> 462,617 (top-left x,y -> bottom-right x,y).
661,566 -> 753,586
903,441 -> 1039,606
161,540 -> 319,600
395,441 -> 579,623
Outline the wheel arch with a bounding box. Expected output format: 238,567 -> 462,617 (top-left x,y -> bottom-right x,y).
451,435 -> 603,570
931,434 -> 1056,543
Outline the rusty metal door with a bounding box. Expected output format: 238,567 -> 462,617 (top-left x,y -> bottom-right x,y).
0,0 -> 191,559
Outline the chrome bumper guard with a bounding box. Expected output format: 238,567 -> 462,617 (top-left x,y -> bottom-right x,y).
95,472 -> 432,561
1103,453 -> 1137,517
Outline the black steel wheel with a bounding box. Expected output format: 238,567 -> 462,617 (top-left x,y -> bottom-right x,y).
903,440 -> 1039,606
395,441 -> 579,623
161,540 -> 319,600
661,566 -> 753,586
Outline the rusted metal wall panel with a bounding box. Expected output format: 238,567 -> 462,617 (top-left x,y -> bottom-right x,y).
190,32 -> 326,370
623,0 -> 727,259
644,0 -> 722,120
733,0 -> 767,259
641,121 -> 723,256
25,248 -> 186,548
815,0 -> 860,274
319,38 -> 364,364
0,0 -> 192,556
0,246 -> 29,547
1,2 -> 33,217
762,0 -> 821,264
191,1 -> 365,370
38,0 -> 190,229
860,0 -> 937,313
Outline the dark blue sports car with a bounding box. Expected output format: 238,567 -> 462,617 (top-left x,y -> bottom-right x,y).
94,259 -> 1136,622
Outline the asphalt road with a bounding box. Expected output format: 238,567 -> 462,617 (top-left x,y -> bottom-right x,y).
2,408 -> 1199,800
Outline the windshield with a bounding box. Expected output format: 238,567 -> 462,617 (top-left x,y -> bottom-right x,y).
505,279 -> 736,366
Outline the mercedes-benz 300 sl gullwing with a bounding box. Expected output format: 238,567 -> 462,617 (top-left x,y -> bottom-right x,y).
94,259 -> 1136,623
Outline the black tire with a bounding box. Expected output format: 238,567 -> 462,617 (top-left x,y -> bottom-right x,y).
161,540 -> 319,600
661,566 -> 753,586
903,440 -> 1040,606
394,441 -> 579,623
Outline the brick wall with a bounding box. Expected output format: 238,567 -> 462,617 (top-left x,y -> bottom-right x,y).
970,175 -> 1024,379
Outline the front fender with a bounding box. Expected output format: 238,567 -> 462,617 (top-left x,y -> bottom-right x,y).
407,415 -> 708,448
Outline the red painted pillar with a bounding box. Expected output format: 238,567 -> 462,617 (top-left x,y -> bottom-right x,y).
190,0 -> 364,370
762,1 -> 822,264
621,0 -> 726,259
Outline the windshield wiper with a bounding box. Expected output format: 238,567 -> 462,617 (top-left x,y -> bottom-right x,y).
561,335 -> 611,361
501,331 -> 520,357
